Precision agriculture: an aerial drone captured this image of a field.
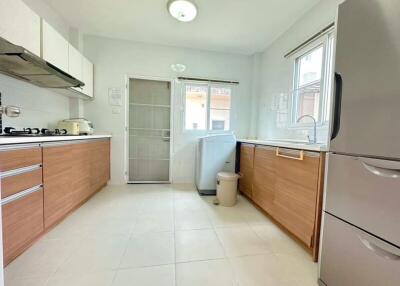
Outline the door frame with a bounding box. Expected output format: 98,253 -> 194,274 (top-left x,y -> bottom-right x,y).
124,74 -> 174,184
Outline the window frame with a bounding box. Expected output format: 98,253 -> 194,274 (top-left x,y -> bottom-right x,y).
289,32 -> 335,128
183,81 -> 233,133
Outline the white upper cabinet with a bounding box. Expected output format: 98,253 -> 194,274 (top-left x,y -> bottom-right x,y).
0,0 -> 41,56
82,57 -> 94,98
42,20 -> 69,73
68,43 -> 83,81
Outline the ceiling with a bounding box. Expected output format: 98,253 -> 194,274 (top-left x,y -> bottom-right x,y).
43,0 -> 320,55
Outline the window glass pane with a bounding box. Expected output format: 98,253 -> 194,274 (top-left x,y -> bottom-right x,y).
210,109 -> 230,131
210,87 -> 231,109
185,85 -> 207,130
298,46 -> 324,87
209,87 -> 231,131
296,82 -> 320,119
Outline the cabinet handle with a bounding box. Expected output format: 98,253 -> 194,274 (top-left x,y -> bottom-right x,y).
0,164 -> 42,179
360,158 -> 400,179
355,228 -> 400,261
275,148 -> 304,161
1,185 -> 43,205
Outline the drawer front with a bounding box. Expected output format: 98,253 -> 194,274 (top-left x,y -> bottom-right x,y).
320,213 -> 400,286
2,187 -> 44,265
1,167 -> 43,199
0,146 -> 42,172
325,153 -> 400,246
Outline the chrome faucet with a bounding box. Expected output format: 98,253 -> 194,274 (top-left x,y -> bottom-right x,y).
297,115 -> 317,144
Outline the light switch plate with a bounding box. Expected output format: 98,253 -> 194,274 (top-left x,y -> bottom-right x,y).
112,107 -> 121,114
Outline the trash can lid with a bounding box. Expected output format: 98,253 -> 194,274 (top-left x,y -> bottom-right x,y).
217,172 -> 239,181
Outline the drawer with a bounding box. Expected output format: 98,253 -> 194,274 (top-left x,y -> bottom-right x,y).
0,146 -> 42,172
2,186 -> 44,265
320,213 -> 400,286
325,153 -> 400,246
1,166 -> 43,199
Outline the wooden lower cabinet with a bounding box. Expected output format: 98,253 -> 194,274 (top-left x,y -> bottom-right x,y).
2,189 -> 44,265
43,144 -> 74,228
90,140 -> 111,193
43,139 -> 111,229
274,149 -> 321,248
0,138 -> 110,266
0,146 -> 42,172
239,144 -> 325,261
252,146 -> 276,214
238,144 -> 255,198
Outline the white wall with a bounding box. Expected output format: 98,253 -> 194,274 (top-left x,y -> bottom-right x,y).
83,35 -> 254,184
0,75 -> 70,129
255,0 -> 343,143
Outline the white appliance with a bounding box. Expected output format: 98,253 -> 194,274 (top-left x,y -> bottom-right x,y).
319,0 -> 400,285
60,118 -> 94,135
195,134 -> 236,195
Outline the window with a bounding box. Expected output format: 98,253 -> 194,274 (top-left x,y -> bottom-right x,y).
291,33 -> 335,125
185,85 -> 208,130
184,83 -> 232,131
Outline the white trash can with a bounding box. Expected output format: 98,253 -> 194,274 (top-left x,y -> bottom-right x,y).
216,172 -> 240,207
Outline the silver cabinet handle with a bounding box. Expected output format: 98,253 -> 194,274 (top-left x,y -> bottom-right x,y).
1,185 -> 43,205
355,229 -> 400,261
276,147 -> 304,161
360,158 -> 400,178
0,164 -> 42,179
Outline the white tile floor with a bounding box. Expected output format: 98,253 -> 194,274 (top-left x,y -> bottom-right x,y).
5,184 -> 318,286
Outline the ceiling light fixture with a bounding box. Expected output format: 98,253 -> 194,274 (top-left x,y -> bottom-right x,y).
168,0 -> 198,22
171,64 -> 186,73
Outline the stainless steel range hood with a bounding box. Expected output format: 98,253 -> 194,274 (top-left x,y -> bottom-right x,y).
0,37 -> 84,88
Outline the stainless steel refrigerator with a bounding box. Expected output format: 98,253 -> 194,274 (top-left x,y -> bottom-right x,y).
319,0 -> 400,285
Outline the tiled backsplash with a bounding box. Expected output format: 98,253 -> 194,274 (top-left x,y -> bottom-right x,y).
0,74 -> 70,130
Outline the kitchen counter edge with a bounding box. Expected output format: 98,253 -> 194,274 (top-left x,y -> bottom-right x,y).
238,139 -> 328,152
0,134 -> 112,145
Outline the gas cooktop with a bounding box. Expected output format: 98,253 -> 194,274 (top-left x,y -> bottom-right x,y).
0,127 -> 76,137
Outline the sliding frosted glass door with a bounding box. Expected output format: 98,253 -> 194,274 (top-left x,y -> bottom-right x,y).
128,78 -> 171,183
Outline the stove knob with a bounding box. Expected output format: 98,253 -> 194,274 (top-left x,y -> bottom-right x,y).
41,128 -> 49,135
24,128 -> 32,134
32,128 -> 40,135
55,128 -> 60,135
4,127 -> 15,134
60,129 -> 68,135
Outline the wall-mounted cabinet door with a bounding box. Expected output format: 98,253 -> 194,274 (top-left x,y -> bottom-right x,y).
0,0 -> 41,56
68,43 -> 83,81
82,57 -> 94,98
42,20 -> 69,73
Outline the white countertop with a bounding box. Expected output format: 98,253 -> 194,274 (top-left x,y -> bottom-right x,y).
0,134 -> 112,145
238,138 -> 328,152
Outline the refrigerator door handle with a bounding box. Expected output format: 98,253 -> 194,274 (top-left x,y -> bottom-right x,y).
355,228 -> 400,261
360,158 -> 400,179
331,72 -> 343,140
